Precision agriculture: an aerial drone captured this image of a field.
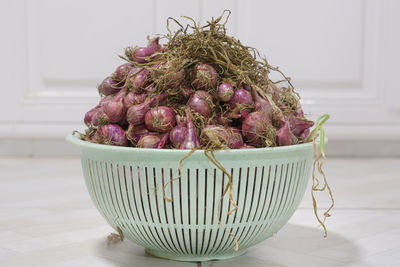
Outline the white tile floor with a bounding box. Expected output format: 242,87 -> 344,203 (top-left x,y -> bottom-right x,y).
0,157 -> 399,267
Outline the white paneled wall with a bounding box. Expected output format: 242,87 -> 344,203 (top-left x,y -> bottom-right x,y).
1,0 -> 400,155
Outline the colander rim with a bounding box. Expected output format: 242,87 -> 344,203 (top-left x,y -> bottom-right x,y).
66,133 -> 326,155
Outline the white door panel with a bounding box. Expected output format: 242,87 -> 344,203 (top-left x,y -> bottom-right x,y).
1,0 -> 399,143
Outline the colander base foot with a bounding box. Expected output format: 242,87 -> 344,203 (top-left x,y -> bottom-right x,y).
145,248 -> 247,262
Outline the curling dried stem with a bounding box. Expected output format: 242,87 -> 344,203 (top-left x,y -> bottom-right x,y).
204,149 -> 239,251
311,138 -> 335,237
162,149 -> 196,202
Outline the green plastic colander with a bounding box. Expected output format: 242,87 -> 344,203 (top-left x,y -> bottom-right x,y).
67,133 -> 319,262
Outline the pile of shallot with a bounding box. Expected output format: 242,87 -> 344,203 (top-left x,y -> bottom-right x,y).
81,14 -> 315,150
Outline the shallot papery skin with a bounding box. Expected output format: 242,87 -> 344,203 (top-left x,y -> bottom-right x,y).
133,48 -> 148,64
217,83 -> 234,102
169,121 -> 188,148
251,86 -> 273,118
229,89 -> 253,109
103,99 -> 125,123
201,125 -> 229,148
127,68 -> 150,90
98,77 -> 120,96
202,125 -> 244,149
133,37 -> 161,63
126,124 -> 149,145
157,134 -> 169,149
145,106 -> 176,133
126,93 -> 166,126
91,108 -> 107,127
94,124 -> 128,146
187,90 -> 214,117
102,89 -> 126,123
179,111 -> 199,149
113,63 -> 132,81
242,112 -> 273,146
228,127 -> 244,149
290,116 -> 314,137
192,64 -> 218,90
84,106 -> 99,126
126,67 -> 141,78
228,89 -> 253,118
123,91 -> 146,109
137,134 -> 161,148
289,107 -> 314,139
126,103 -> 150,126
277,120 -> 294,146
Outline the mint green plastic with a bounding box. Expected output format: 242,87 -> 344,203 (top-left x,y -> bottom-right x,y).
67,133 -> 322,262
